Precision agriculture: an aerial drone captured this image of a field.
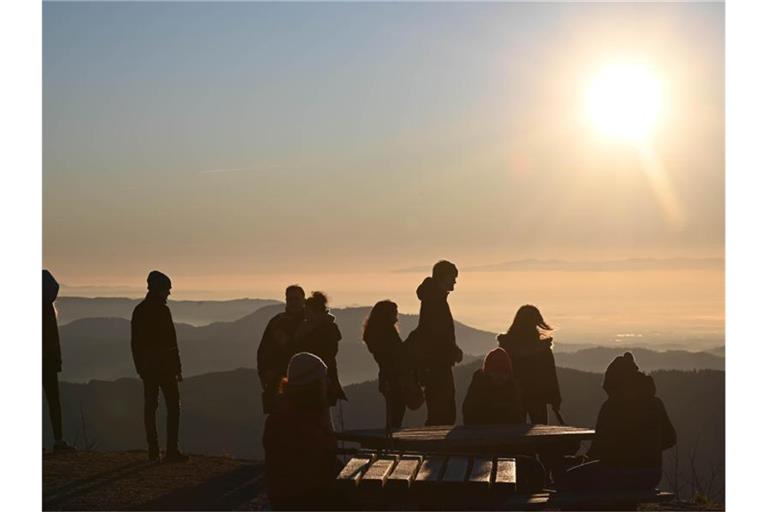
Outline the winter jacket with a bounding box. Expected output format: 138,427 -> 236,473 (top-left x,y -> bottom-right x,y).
263,397 -> 341,505
363,328 -> 406,393
497,334 -> 561,407
42,301 -> 61,373
130,294 -> 182,379
588,373 -> 677,469
463,369 -> 526,425
257,311 -> 306,390
294,314 -> 348,405
414,277 -> 460,369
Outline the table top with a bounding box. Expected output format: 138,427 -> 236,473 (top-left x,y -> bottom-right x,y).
336,424 -> 595,453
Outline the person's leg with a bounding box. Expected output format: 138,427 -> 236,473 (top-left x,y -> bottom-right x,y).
43,368 -> 63,442
387,386 -> 406,429
160,378 -> 181,455
143,378 -> 160,455
424,367 -> 456,426
526,400 -> 548,425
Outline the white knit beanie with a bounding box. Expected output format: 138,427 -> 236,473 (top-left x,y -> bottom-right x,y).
287,352 -> 328,387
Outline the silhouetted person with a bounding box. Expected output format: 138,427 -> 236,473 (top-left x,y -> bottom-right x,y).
263,352 -> 343,510
463,347 -> 525,426
131,271 -> 187,462
294,292 -> 347,407
257,285 -> 306,414
557,352 -> 677,491
497,305 -> 561,424
363,300 -> 407,429
413,260 -> 463,426
43,270 -> 72,452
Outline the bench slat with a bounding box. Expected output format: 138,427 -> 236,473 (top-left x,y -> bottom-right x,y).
494,458 -> 517,490
360,456 -> 397,487
441,456 -> 470,483
337,456 -> 373,486
414,456 -> 446,483
468,457 -> 493,486
386,456 -> 422,489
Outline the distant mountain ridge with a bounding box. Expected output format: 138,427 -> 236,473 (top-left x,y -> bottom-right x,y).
55,297 -> 281,327
395,257 -> 724,273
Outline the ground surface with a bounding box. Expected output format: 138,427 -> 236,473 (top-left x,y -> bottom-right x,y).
43,450 -> 267,511
43,450 -> 723,511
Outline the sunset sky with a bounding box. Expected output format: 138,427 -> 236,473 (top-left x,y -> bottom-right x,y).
42,2 -> 723,340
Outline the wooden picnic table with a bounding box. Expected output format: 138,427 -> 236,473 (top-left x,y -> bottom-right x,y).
336,424 -> 595,455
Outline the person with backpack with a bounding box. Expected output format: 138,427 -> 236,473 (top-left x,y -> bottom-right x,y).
497,305 -> 561,424
556,352 -> 677,491
462,347 -> 525,426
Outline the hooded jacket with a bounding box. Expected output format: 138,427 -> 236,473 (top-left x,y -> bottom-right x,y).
588,369 -> 677,469
462,369 -> 525,426
130,294 -> 182,379
257,310 -> 306,389
497,334 -> 561,407
414,277 -> 459,369
294,313 -> 348,405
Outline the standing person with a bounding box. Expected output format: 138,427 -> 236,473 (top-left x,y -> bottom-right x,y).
497,305 -> 561,424
294,292 -> 347,407
257,285 -> 306,413
263,352 -> 342,510
462,347 -> 525,426
413,260 -> 463,426
556,352 -> 677,491
42,270 -> 72,451
131,271 -> 188,462
363,300 -> 407,429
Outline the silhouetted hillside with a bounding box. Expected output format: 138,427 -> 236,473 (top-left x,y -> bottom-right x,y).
56,297 -> 280,326
57,304 -> 495,383
46,365 -> 723,500
555,347 -> 724,373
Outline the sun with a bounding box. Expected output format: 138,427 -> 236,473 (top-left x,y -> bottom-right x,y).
586,63 -> 662,143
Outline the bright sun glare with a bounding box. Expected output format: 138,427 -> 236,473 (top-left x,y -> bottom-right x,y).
586,63 -> 662,143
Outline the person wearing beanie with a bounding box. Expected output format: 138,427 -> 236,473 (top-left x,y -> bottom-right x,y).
497,304 -> 561,424
257,285 -> 307,414
130,270 -> 187,462
42,270 -> 72,452
556,352 -> 677,491
462,347 -> 525,426
263,352 -> 342,509
412,260 -> 463,426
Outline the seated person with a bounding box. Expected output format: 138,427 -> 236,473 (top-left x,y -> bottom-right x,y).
263,352 -> 342,510
557,352 -> 677,491
462,347 -> 525,425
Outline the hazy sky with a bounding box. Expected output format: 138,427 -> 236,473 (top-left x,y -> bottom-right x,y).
43,2 -> 723,336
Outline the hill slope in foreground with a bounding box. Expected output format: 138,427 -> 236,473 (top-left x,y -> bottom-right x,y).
44,451 -> 721,511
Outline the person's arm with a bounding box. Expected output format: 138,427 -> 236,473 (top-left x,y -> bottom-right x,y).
164,306 -> 182,379
257,319 -> 278,388
544,350 -> 562,410
655,398 -> 677,450
130,309 -> 146,377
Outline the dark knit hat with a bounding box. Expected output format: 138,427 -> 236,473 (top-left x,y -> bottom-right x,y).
147,270 -> 172,291
603,352 -> 639,396
483,347 -> 513,374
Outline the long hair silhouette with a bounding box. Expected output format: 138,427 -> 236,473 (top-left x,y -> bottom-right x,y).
503,304 -> 553,343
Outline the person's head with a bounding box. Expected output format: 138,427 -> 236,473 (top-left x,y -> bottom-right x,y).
363,300 -> 399,342
305,291 -> 329,321
506,304 -> 552,342
482,347 -> 514,385
146,271 -> 172,302
432,260 -> 459,293
43,269 -> 59,304
284,284 -> 306,316
603,352 -> 640,397
283,352 -> 329,411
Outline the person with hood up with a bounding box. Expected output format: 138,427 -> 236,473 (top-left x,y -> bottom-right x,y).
294,291 -> 347,406
497,305 -> 561,424
131,270 -> 188,462
263,352 -> 342,509
462,347 -> 525,426
413,260 -> 463,426
362,300 -> 408,429
257,284 -> 306,413
556,352 -> 677,491
43,270 -> 72,452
